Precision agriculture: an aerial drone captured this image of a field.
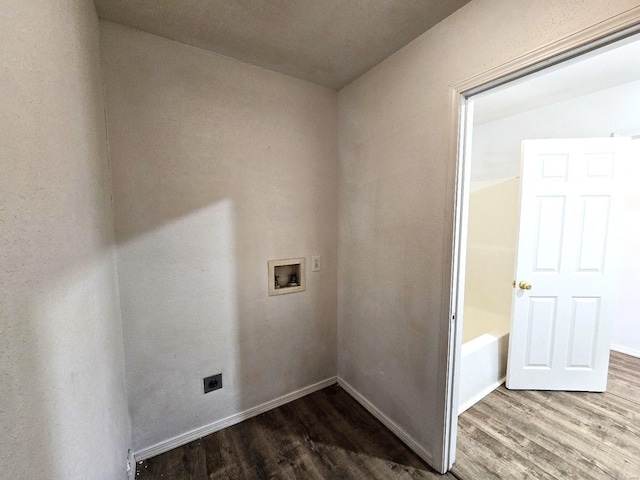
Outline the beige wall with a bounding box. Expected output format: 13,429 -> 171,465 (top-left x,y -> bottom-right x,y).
463,178 -> 519,343
337,0 -> 640,466
0,1 -> 131,479
100,22 -> 339,453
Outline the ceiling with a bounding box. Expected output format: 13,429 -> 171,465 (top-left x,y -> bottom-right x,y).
474,33 -> 640,125
94,0 -> 471,90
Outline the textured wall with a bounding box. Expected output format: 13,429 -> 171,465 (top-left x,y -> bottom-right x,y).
0,1 -> 131,479
100,22 -> 339,453
337,0 -> 640,466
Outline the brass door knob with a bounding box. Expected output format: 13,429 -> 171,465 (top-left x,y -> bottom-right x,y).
519,281 -> 532,290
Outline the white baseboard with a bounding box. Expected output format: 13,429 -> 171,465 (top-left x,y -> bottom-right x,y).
337,377 -> 434,467
135,376 -> 337,461
611,344 -> 640,358
458,377 -> 505,415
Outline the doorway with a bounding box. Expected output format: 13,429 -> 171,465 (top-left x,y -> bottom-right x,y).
446,23 -> 640,472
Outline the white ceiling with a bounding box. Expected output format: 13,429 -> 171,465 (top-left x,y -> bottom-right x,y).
94,0 -> 471,90
474,33 -> 640,125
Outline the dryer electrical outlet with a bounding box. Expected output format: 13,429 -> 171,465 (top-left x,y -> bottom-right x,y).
203,373 -> 222,394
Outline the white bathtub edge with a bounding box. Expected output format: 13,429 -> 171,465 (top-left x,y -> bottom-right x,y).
458,331 -> 509,415
458,376 -> 505,415
461,328 -> 510,354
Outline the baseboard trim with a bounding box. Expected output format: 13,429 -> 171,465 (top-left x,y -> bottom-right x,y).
337,377 -> 434,467
611,344 -> 640,358
135,376 -> 337,461
457,377 -> 505,415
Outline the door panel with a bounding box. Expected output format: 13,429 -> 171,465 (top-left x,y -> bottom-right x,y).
524,297 -> 556,368
507,138 -> 630,391
566,297 -> 600,368
533,196 -> 565,272
576,196 -> 610,272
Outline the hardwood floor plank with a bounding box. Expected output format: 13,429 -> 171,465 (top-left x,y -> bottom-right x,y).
555,391 -> 640,441
610,350 -> 640,368
454,421 -> 555,480
136,439 -> 207,480
303,389 -> 424,479
257,395 -> 357,479
460,401 -> 604,480
607,364 -> 640,404
453,352 -> 640,480
137,385 -> 454,479
490,387 -> 636,475
290,391 -> 378,479
523,390 -> 640,466
471,392 -> 615,479
451,444 -> 502,480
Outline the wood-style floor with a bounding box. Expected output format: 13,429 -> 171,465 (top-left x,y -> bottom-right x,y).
135,385 -> 455,479
452,350 -> 640,480
137,351 -> 640,479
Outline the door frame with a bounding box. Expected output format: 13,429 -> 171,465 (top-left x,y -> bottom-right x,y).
439,11 -> 640,472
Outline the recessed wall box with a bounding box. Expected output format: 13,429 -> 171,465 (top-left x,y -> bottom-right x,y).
268,258 -> 306,296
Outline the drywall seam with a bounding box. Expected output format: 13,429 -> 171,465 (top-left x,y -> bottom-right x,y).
134,377 -> 337,461
337,378 -> 434,466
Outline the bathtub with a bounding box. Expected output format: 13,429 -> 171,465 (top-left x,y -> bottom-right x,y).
458,329 -> 509,414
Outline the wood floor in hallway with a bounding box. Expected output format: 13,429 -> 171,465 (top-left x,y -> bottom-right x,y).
452,350 -> 640,480
136,351 -> 640,479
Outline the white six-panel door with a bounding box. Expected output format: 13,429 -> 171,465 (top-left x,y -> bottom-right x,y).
506,138 -> 630,391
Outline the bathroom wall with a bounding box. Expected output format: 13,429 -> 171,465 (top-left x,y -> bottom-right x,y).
462,178 -> 519,343
0,1 -> 131,479
337,0 -> 640,467
471,80 -> 640,181
614,141 -> 640,357
100,22 -> 339,454
468,80 -> 640,356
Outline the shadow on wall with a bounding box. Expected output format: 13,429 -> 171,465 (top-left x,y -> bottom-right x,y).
101,22 -> 339,453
